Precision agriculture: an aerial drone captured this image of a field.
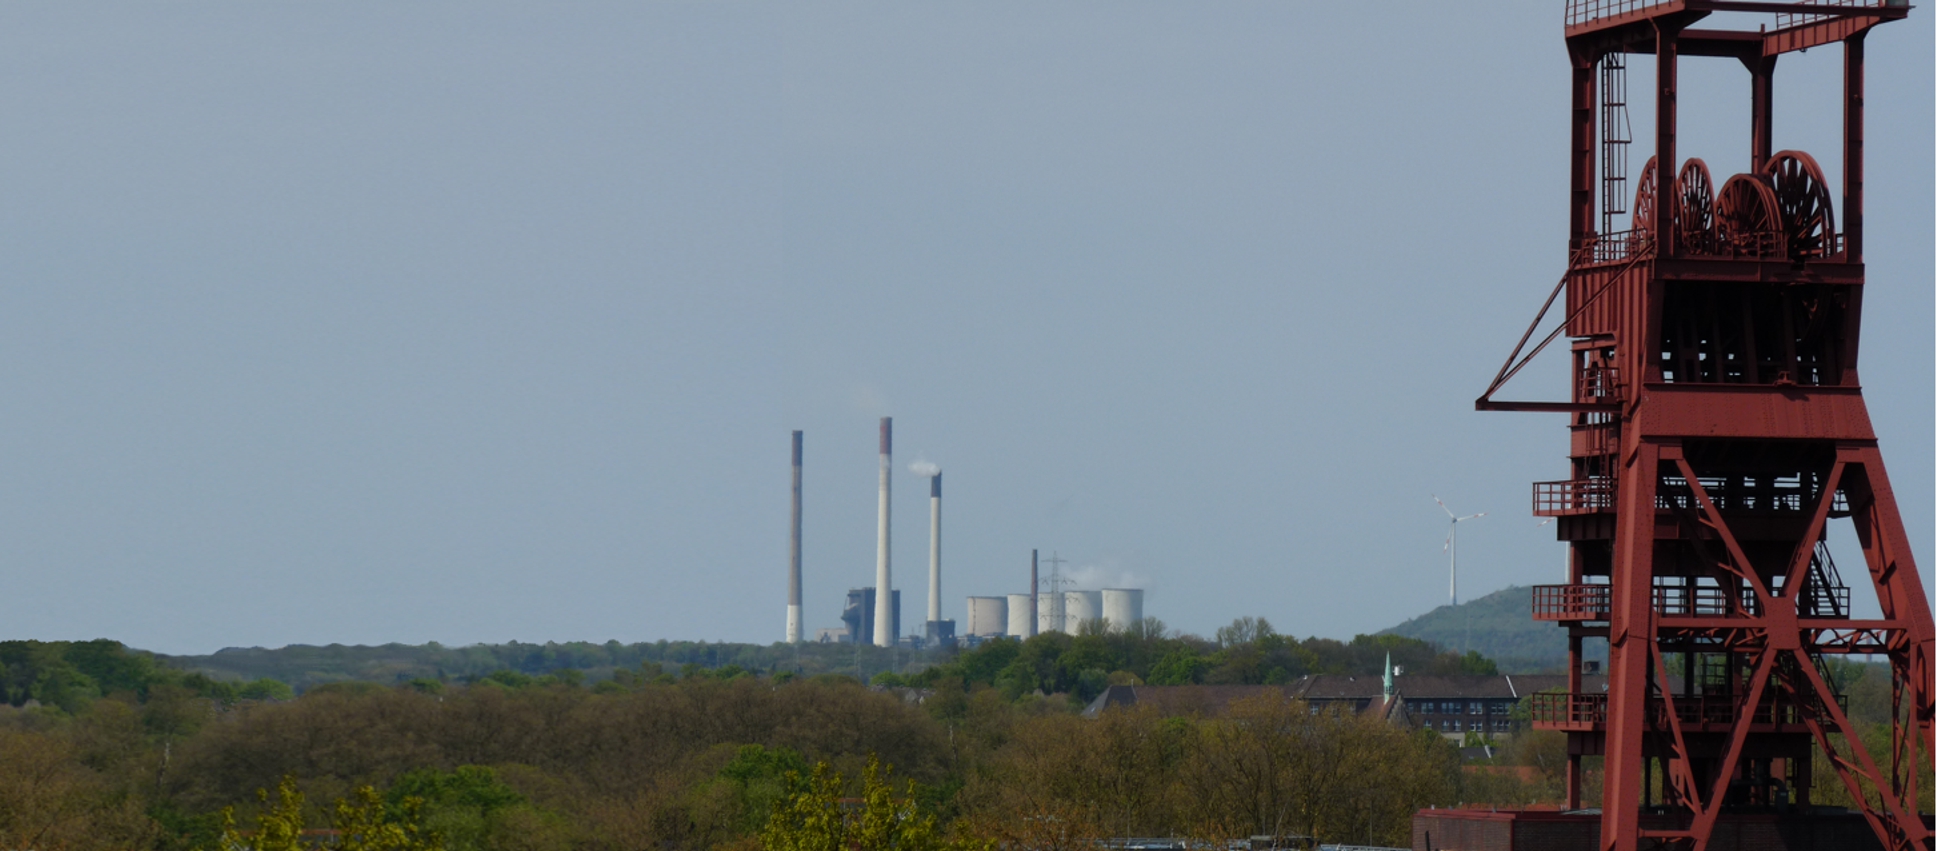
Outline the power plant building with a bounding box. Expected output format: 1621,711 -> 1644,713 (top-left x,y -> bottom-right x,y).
840,587 -> 899,646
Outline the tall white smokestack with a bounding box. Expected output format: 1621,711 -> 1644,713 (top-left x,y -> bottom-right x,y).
787,430 -> 803,644
873,417 -> 893,647
926,471 -> 941,624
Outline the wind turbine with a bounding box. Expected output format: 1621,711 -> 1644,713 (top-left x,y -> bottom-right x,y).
1434,496 -> 1486,606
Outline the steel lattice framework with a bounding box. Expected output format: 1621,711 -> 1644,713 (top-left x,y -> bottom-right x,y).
1477,2 -> 1931,850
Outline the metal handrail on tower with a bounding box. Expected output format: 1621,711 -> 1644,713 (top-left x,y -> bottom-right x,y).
1565,0 -> 1672,27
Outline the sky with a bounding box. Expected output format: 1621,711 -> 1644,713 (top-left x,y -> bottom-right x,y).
0,3 -> 1928,655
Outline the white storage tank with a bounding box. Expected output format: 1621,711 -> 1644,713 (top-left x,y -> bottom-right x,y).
1102,588 -> 1144,632
1064,590 -> 1103,632
1006,593 -> 1034,637
966,596 -> 1008,637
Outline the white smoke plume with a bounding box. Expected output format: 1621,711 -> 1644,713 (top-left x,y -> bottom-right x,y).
908,460 -> 940,477
1066,561 -> 1150,591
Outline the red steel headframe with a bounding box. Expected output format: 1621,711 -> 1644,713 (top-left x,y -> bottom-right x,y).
1479,3 -> 1931,851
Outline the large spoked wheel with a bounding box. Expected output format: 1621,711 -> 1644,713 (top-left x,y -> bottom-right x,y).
1764,150 -> 1836,260
1676,159 -> 1715,255
1714,174 -> 1782,258
1630,156 -> 1658,251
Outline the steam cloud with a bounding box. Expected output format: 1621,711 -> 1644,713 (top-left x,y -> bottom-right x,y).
908,460 -> 940,477
1066,563 -> 1150,591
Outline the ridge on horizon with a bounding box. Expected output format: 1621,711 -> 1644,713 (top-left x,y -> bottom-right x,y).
1375,585 -> 1585,673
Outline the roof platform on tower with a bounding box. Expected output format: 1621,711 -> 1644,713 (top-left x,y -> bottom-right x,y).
1564,0 -> 1910,59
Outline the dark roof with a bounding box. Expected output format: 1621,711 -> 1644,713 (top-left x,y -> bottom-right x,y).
1365,693 -> 1410,726
1291,675 -> 1388,700
1083,684 -> 1296,717
1082,684 -> 1420,723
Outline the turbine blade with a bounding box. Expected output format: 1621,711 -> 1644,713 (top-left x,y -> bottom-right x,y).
1434,495 -> 1455,519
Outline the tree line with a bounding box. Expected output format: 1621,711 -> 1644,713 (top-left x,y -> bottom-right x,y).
882,617 -> 1496,704
0,669 -> 1477,850
0,635 -> 1915,850
0,633 -> 1503,850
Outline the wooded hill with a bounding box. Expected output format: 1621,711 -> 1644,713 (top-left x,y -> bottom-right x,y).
1376,585 -> 1593,672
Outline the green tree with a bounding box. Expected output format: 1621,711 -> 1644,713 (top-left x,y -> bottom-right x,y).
1147,649 -> 1206,685
333,786 -> 443,851
722,745 -> 811,834
238,678 -> 295,702
1215,617 -> 1275,647
385,765 -> 526,849
213,776 -> 306,851
762,757 -> 978,851
210,777 -> 445,851
762,762 -> 847,851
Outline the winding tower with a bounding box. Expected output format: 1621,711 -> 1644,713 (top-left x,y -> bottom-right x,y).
1475,2 -> 1931,850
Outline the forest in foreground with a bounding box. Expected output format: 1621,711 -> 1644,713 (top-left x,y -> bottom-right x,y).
0,631 -> 1916,851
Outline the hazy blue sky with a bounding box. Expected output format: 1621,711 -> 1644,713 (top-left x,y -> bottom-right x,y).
1,3 -> 1928,654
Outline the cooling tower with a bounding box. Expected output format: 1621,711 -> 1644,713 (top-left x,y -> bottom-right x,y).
966,596 -> 1008,637
1064,590 -> 1103,632
1102,588 -> 1144,632
1006,593 -> 1033,637
1038,591 -> 1065,634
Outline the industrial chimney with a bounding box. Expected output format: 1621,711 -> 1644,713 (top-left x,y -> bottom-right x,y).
787,430 -> 803,643
927,472 -> 941,624
873,417 -> 893,647
917,468 -> 953,646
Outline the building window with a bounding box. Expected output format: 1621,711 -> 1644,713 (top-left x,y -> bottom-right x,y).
1493,720 -> 1511,732
1440,720 -> 1454,732
1492,702 -> 1513,714
1468,701 -> 1483,715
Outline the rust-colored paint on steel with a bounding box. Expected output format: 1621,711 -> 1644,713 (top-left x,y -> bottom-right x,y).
1473,4 -> 1931,851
